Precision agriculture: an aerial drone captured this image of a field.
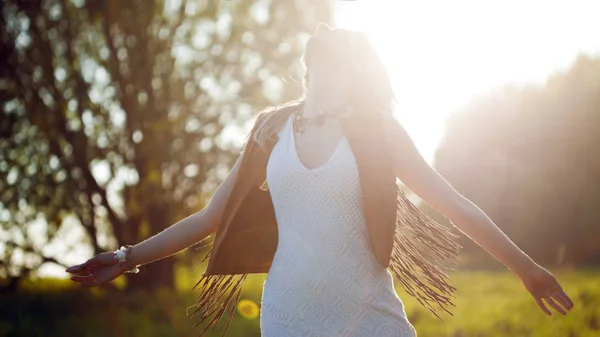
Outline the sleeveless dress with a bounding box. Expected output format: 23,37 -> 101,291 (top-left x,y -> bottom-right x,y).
260,114 -> 417,337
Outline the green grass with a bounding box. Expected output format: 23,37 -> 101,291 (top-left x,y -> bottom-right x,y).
1,269 -> 598,337
393,268 -> 600,337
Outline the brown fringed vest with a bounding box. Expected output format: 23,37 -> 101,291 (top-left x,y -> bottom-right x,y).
188,103 -> 461,336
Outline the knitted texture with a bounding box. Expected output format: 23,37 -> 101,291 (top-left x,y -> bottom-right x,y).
260,114 -> 417,336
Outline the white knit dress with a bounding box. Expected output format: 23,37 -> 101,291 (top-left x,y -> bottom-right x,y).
260,114 -> 417,337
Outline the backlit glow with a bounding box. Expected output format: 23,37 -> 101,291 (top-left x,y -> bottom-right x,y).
334,0 -> 600,163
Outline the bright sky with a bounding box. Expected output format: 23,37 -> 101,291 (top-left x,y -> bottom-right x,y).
333,0 -> 600,163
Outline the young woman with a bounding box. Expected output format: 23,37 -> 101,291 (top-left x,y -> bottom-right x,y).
67,23 -> 574,336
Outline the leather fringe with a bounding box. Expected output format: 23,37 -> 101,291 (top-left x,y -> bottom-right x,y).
390,185 -> 462,321
187,187 -> 462,335
186,244 -> 248,337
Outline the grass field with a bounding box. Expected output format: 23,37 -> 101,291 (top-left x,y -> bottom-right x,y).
1,268 -> 598,337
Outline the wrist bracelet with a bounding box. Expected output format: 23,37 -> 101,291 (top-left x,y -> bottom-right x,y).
114,245 -> 140,274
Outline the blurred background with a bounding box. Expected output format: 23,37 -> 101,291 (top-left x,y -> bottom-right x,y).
1,0 -> 599,336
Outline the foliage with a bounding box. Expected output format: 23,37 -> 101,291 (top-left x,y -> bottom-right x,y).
0,0 -> 332,291
433,55 -> 600,266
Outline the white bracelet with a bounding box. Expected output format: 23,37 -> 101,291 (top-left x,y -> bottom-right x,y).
113,246 -> 140,274
114,249 -> 127,263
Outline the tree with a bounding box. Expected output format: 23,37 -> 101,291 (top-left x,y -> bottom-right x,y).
434,54 -> 600,266
0,0 -> 332,291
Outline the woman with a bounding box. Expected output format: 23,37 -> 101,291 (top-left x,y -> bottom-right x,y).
67,23 -> 574,336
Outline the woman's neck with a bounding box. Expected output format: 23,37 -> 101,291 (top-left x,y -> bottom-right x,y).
302,85 -> 347,118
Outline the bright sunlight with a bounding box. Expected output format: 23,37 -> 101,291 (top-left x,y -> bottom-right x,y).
334,0 -> 600,163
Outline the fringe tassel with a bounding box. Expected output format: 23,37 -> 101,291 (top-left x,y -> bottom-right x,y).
187,185 -> 462,335
390,185 -> 462,321
187,244 -> 248,337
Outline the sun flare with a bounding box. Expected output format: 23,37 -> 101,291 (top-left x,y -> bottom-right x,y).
334,0 -> 600,163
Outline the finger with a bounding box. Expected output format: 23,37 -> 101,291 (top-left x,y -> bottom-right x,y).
545,296 -> 567,315
557,289 -> 574,309
81,255 -> 102,268
67,273 -> 91,282
535,297 -> 552,316
66,263 -> 90,273
65,265 -> 83,274
70,275 -> 97,283
66,265 -> 94,275
552,290 -> 573,310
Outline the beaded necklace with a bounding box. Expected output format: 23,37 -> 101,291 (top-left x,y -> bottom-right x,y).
292,104 -> 352,135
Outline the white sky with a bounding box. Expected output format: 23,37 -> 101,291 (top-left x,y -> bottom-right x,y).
334,0 -> 600,162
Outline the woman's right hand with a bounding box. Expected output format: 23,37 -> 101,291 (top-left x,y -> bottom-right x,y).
66,252 -> 127,287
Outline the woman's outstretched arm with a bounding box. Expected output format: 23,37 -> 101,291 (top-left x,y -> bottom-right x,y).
65,151 -> 246,287
128,152 -> 245,267
381,114 -> 574,316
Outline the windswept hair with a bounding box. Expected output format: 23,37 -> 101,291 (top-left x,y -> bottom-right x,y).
250,28 -> 397,152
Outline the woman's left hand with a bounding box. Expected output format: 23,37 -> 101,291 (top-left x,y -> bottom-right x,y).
519,265 -> 574,316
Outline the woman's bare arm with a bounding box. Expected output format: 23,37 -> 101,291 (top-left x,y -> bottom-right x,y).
129,152 -> 245,267
381,113 -> 574,315
66,151 -> 245,286
381,114 -> 537,274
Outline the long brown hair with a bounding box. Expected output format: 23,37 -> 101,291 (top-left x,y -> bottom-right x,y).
251,28 -> 397,152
